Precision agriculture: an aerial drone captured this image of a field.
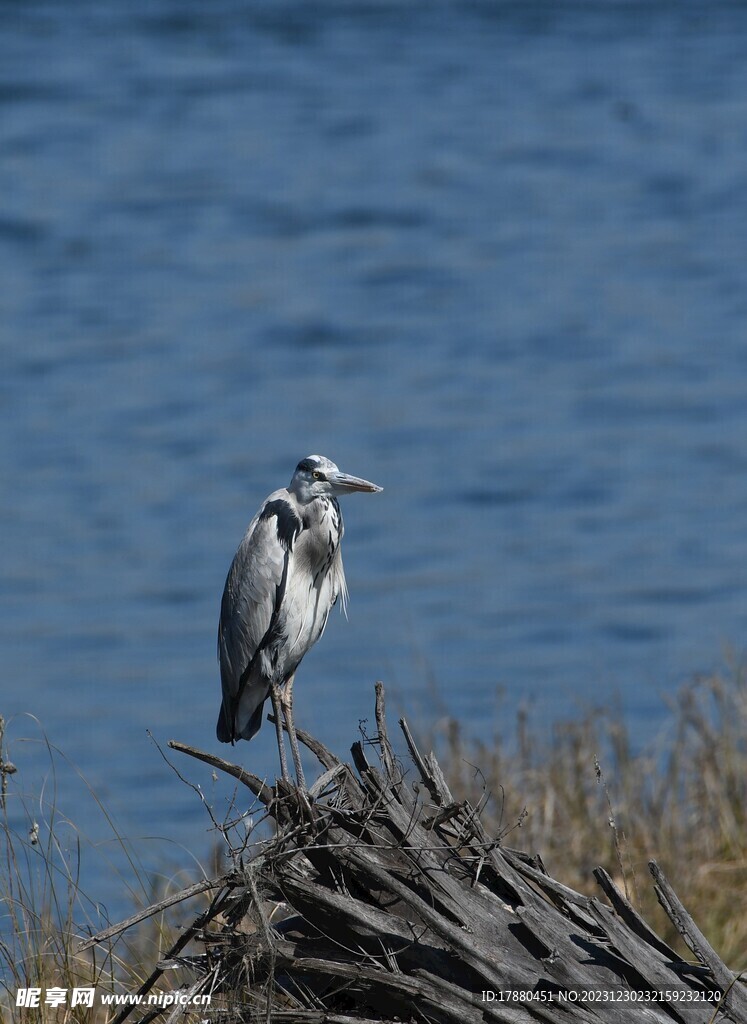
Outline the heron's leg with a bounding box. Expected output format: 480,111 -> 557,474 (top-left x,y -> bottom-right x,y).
270,682 -> 290,784
281,674 -> 306,790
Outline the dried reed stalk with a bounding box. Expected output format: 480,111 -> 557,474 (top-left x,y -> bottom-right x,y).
84,684 -> 746,1024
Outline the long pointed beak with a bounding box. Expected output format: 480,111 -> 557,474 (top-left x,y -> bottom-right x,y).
329,471 -> 383,494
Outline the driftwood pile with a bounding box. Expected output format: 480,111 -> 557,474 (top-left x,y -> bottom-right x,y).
83,685 -> 746,1024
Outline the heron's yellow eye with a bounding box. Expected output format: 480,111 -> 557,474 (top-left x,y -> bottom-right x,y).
313,471 -> 322,480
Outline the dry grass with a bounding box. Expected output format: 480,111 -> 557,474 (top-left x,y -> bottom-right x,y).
2,670 -> 745,1021
435,670 -> 747,971
0,717 -> 188,1023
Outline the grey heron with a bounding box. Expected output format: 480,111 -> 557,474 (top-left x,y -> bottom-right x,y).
217,455 -> 382,787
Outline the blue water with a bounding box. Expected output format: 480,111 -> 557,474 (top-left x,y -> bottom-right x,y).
2,0 -> 747,924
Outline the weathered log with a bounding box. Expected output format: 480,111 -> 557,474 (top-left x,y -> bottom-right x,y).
87,684 -> 745,1023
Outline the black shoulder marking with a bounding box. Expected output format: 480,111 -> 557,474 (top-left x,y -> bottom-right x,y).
259,498 -> 302,550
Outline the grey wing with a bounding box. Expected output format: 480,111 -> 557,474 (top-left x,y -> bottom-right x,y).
217,499 -> 296,741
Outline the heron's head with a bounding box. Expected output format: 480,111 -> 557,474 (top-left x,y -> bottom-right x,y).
289,455 -> 383,505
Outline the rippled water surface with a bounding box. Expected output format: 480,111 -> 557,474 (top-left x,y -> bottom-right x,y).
2,1 -> 747,914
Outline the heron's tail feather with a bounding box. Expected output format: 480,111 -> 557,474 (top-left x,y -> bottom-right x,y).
216,701 -> 233,743
216,693 -> 267,743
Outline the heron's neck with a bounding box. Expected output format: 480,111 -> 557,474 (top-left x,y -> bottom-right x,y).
302,495 -> 342,531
